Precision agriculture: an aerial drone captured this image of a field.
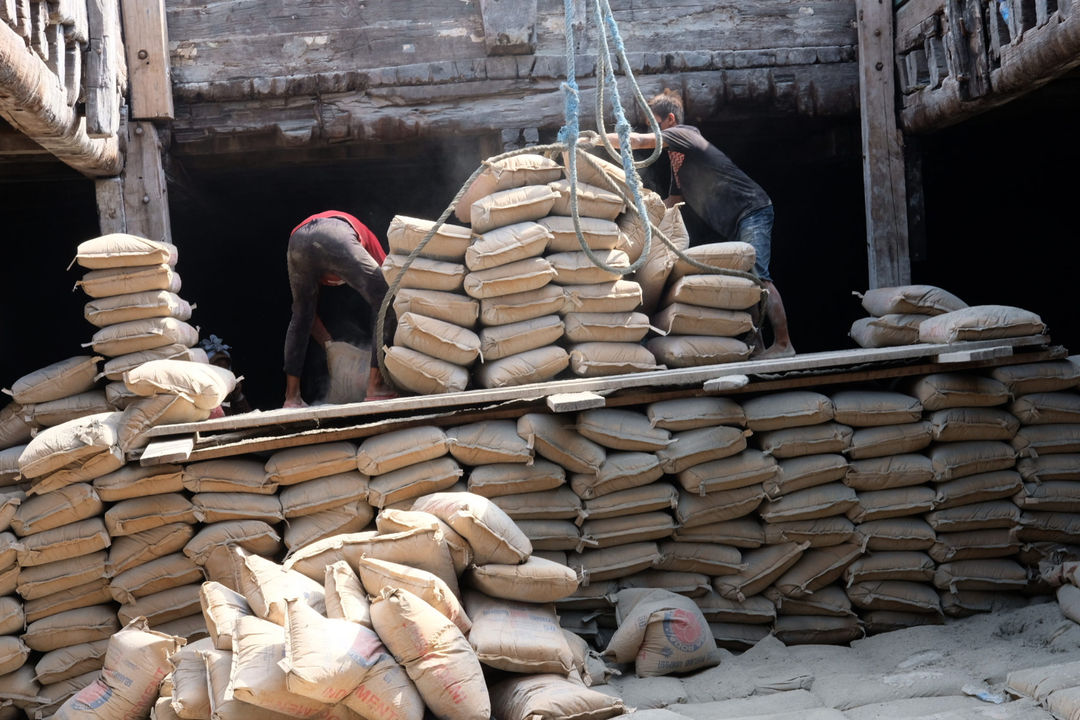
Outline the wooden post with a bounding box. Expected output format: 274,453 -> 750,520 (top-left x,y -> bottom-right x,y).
117,120 -> 173,243
95,175 -> 126,234
119,0 -> 173,119
86,0 -> 122,137
478,0 -> 538,55
0,0 -> 16,25
856,0 -> 911,288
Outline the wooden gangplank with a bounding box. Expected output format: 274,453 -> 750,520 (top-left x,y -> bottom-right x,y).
134,335 -> 1062,466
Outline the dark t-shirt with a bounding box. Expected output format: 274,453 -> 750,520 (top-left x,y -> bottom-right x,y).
661,125 -> 771,241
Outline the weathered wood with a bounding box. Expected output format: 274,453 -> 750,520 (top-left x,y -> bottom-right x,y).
15,0 -> 30,37
29,0 -> 47,61
45,19 -> 62,79
479,0 -> 537,56
702,374 -> 751,392
95,174 -> 125,233
85,0 -> 122,137
0,0 -> 16,24
934,345 -> 1013,363
857,0 -> 911,288
119,120 -> 173,243
64,38 -> 79,105
0,19 -> 121,175
0,123 -> 48,153
546,391 -> 606,412
138,436 -> 193,465
120,0 -> 173,119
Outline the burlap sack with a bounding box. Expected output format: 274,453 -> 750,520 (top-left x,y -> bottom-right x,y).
663,274 -> 762,310
547,179 -> 625,220
394,288 -> 479,327
857,285 -> 967,316
843,453 -> 934,491
7,355 -> 102,405
929,528 -> 1020,563
479,315 -> 564,360
605,588 -> 720,677
387,214 -> 473,261
540,215 -> 622,253
356,555 -> 470,632
645,335 -> 751,368
76,263 -> 182,298
846,486 -> 936,523
764,516 -> 856,548
381,253 -> 467,292
385,345 -> 470,395
264,442 -> 358,486
848,313 -> 924,348
396,312 -> 481,366
466,555 -> 579,603
918,305 -> 1046,343
199,580 -> 250,650
466,221 -> 551,271
465,590 -> 575,674
712,542 -> 809,602
11,483 -> 102,537
570,452 -> 662,499
902,372 -> 1010,410
374,508 -> 474,575
854,518 -> 937,551
926,407 -> 1020,442
561,279 -> 643,314
490,673 -> 625,720
74,234 -> 177,269
492,487 -> 583,522
754,422 -> 853,459
411,491 -> 532,565
480,285 -> 565,326
843,551 -> 935,585
763,454 -> 845,498
456,154 -> 564,223
475,346 -> 570,388
1011,392 -> 1080,425
109,552 -> 203,605
548,250 -> 630,285
84,290 -> 191,329
464,256 -> 557,300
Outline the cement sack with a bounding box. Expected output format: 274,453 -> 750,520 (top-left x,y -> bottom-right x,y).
929,528 -> 1020,562
656,542 -> 743,576
846,486 -> 936,523
17,411 -> 120,480
0,402 -> 33,451
480,285 -> 565,326
1059,584 -> 1080,624
693,592 -> 775,625
755,422 -> 853,458
933,469 -> 1023,509
474,344 -> 568,388
710,622 -> 772,651
27,447 -> 125,497
773,615 -> 863,645
356,555 -> 470,633
124,359 -> 236,411
469,184 -> 561,234
713,542 -> 809,602
663,274 -> 762,311
384,345 -> 470,395
74,233 -> 177,269
0,450 -> 24,489
1047,687 -> 1080,720
26,390 -> 111,428
464,255 -> 557,301
855,518 -> 936,551
34,640 -> 109,686
109,552 -> 203,604
562,630 -> 613,687
0,561 -> 16,598
848,313 -> 924,348
264,442 -> 357,486
903,372 -> 1011,410
492,487 -> 583,522
539,215 -> 622,253
570,542 -> 663,584
577,408 -> 671,451
932,558 -> 1028,592
370,587 -> 491,720
104,380 -> 139,408
0,664 -> 41,705
192,491 -> 284,524
845,580 -> 942,614
1012,392 -> 1080,425
238,549 -> 326,625
516,519 -> 583,552
278,471 -> 367,517
677,486 -> 765,528
479,314 -> 564,360
931,442 -> 1017,483
182,520 -> 281,566
6,356 -> 102,406
381,253 -> 467,292
843,453 -> 934,491
466,221 -> 551,271
491,673 -> 626,720
773,543 -> 862,597
320,561 -> 372,628
152,613 -> 207,643
743,391 -> 835,432
0,494 -> 19,534
396,312 -> 481,366
518,412 -> 606,473
569,342 -> 663,376
765,584 -> 853,617
555,580 -> 617,611
846,421 -> 934,460
547,178 -> 625,220
24,578 -> 114,623
369,458 -> 463,509
323,341 -> 370,404
606,588 -> 720,677
763,454 -> 845,498
927,407 -> 1020,442
466,555 -> 579,603
375,508 -> 474,575
84,290 -> 192,329
857,284 -> 967,316
563,149 -> 640,197
282,527 -> 459,594
356,425 -> 448,475
1007,661 -> 1080,703
633,204 -> 689,314
168,637 -> 215,719
411,491 -> 532,565
759,483 -> 858,523
100,343 -> 208,382
109,523 -> 196,576
117,583 -> 203,626
21,605 -> 120,652
464,590 -> 574,674
447,420 -> 532,466
571,452 -> 662,499
830,390 -> 922,427
645,335 -> 751,368
225,615 -> 355,720
16,517 -> 110,567
652,303 -> 754,337
843,551 -> 936,585
116,394 -> 210,452
199,581 -> 250,650
1013,423 -> 1080,456
674,518 -> 766,548
860,609 -> 943,634
456,155 -> 564,223
582,512 -> 675,548
200,647 -> 286,720
394,288 -> 479,327
16,551 -> 106,600
1015,480 -> 1080,511
655,425 -> 748,474
563,311 -> 651,343
280,598 -> 424,720
0,596 -> 22,636
585,484 -> 678,521
76,263 -> 181,298
1019,453 -> 1080,482
11,483 -> 102,537
87,317 -> 198,357
669,241 -> 757,282
561,279 -> 643,314
105,493 -> 197,536
618,570 -> 711,597
925,500 -> 1020,532
548,250 -> 630,286
918,305 -> 1046,343
992,360 -> 1080,396
53,618 -> 182,720
386,215 -> 473,261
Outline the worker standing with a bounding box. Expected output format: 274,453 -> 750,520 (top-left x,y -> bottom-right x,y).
607,88 -> 795,359
283,210 -> 397,408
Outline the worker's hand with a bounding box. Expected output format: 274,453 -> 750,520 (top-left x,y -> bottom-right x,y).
283,396 -> 308,409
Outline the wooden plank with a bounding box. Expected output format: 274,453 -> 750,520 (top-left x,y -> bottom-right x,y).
934,345 -> 1013,363
85,0 -> 122,137
702,374 -> 751,392
119,120 -> 173,243
856,0 -> 911,288
546,392 -> 606,413
120,0 -> 173,119
138,436 -> 194,465
64,38 -> 80,106
16,0 -> 30,37
478,0 -> 537,55
95,175 -> 126,233
30,0 -> 48,61
45,19 -> 62,78
0,0 -> 16,24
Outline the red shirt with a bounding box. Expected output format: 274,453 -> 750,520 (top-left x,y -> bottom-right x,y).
293,210 -> 387,286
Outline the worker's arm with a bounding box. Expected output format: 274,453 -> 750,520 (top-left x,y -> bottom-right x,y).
310,315 -> 332,346
604,131 -> 662,151
665,193 -> 684,209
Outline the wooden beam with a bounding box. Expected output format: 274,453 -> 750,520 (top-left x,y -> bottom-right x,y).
95,174 -> 125,233
118,120 -> 173,243
856,0 -> 911,288
0,122 -> 48,154
0,0 -> 16,25
0,20 -> 121,176
478,0 -> 538,56
119,0 -> 173,119
85,0 -> 123,137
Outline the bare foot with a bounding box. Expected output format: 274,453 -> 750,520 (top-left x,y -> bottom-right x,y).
283,397 -> 309,409
754,343 -> 796,360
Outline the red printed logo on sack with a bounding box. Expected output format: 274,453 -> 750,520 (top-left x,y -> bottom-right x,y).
661,609 -> 705,652
71,680 -> 113,711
